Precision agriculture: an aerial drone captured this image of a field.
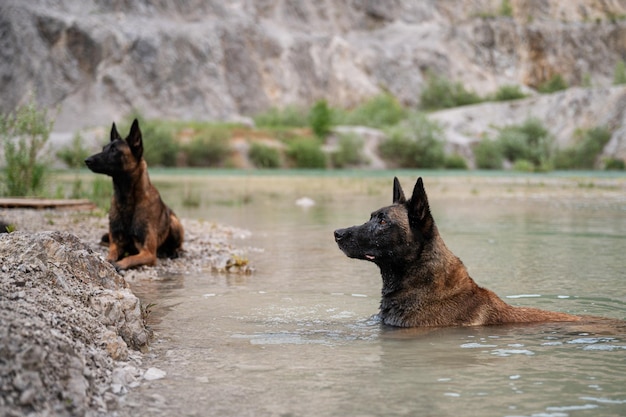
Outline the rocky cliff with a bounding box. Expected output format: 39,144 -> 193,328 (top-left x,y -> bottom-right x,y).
2,0 -> 625,133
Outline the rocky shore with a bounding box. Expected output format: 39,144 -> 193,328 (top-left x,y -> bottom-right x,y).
0,208 -> 252,416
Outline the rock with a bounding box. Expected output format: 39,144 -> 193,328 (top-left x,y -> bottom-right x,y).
429,85 -> 626,165
1,0 -> 625,133
0,231 -> 149,416
143,367 -> 167,381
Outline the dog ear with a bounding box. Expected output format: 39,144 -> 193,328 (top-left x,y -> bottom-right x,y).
110,122 -> 122,142
126,119 -> 144,160
407,177 -> 435,238
393,177 -> 406,204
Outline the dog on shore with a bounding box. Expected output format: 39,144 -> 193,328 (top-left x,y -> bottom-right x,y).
334,177 -> 580,327
85,119 -> 184,270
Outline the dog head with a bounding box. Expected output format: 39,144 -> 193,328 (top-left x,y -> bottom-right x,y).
334,177 -> 436,266
84,119 -> 144,176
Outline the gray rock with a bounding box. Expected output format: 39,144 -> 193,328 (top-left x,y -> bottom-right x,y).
1,0 -> 625,135
0,231 -> 149,416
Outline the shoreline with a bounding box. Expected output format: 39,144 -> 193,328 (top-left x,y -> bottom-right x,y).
0,208 -> 253,416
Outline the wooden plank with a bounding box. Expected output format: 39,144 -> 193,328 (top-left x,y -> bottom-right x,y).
0,198 -> 97,210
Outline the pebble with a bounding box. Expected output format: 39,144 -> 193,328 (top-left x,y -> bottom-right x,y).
143,367 -> 167,381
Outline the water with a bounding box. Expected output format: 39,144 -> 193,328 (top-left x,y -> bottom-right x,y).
121,172 -> 626,417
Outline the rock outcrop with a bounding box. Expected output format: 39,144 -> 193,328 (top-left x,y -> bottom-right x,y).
1,0 -> 625,132
0,231 -> 149,416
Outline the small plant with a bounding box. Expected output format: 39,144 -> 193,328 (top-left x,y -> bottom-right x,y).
473,139 -> 504,169
499,0 -> 513,17
184,126 -> 231,167
0,98 -> 54,196
338,93 -> 406,128
331,133 -> 365,168
286,137 -> 327,168
493,85 -> 528,101
497,118 -> 554,170
253,106 -> 309,128
420,73 -> 483,111
379,112 -> 446,168
604,158 -> 625,170
249,142 -> 282,168
513,159 -> 535,172
57,132 -> 90,168
537,74 -> 568,93
444,154 -> 469,170
309,99 -> 333,138
613,60 -> 626,85
554,126 -> 612,169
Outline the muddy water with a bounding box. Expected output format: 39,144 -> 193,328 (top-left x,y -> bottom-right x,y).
122,173 -> 626,417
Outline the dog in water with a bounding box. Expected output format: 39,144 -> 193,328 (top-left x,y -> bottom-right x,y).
334,177 -> 580,327
85,119 -> 184,270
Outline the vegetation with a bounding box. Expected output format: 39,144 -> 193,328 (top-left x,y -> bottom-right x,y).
492,84 -> 528,101
537,74 -> 568,94
472,118 -> 555,171
420,73 -> 483,111
0,99 -> 54,196
379,112 -> 446,168
444,154 -> 469,170
497,118 -> 554,171
604,158 -> 625,170
253,106 -> 308,128
473,139 -> 504,169
331,133 -> 366,168
248,142 -> 281,168
499,0 -> 513,17
337,93 -> 406,128
554,126 -> 612,169
309,100 -> 333,138
286,137 -> 327,168
57,132 -> 90,169
184,126 -> 231,167
613,60 -> 626,85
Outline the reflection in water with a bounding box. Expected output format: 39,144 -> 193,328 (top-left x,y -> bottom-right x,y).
122,174 -> 626,417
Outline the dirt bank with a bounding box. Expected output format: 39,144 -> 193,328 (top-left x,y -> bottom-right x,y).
0,208 -> 252,416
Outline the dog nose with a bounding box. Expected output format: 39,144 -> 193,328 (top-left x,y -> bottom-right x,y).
334,229 -> 345,242
84,157 -> 92,167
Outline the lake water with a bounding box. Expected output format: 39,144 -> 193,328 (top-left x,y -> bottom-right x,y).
121,172 -> 626,417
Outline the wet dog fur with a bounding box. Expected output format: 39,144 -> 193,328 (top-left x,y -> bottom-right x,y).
334,177 -> 580,328
85,119 -> 183,270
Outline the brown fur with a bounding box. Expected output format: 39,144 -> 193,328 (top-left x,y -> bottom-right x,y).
85,119 -> 184,270
334,177 -> 580,328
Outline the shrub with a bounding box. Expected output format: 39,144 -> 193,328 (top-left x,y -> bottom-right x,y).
613,60 -> 626,85
444,154 -> 469,170
57,132 -> 90,169
309,99 -> 333,138
249,142 -> 281,168
513,159 -> 535,172
286,137 -> 327,168
0,99 -> 53,196
140,123 -> 179,167
331,133 -> 365,168
379,112 -> 446,168
184,126 -> 231,167
497,118 -> 554,170
499,0 -> 513,17
554,126 -> 612,169
493,84 -> 528,101
473,139 -> 504,169
339,93 -> 406,128
537,74 -> 568,93
604,158 -> 625,170
420,74 -> 483,111
116,113 -> 180,167
253,106 -> 309,128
